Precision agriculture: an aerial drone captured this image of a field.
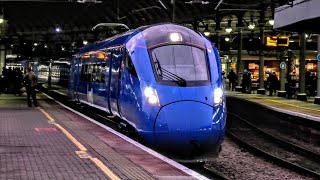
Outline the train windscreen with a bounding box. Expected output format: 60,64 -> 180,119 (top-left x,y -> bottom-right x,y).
151,45 -> 210,86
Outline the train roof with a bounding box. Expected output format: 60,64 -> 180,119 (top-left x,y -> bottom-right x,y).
77,23 -> 205,54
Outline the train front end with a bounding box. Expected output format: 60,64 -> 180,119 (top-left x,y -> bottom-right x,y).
126,24 -> 226,162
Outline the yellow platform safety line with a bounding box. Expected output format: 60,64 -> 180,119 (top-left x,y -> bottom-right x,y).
90,158 -> 120,180
249,96 -> 320,113
38,107 -> 120,180
54,124 -> 87,151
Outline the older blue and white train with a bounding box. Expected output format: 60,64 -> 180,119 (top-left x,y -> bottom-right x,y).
34,23 -> 227,162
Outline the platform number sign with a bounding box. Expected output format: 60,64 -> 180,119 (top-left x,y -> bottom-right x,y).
317,54 -> 320,62
280,62 -> 286,69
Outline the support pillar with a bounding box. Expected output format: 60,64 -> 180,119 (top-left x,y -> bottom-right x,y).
257,12 -> 265,94
235,28 -> 243,92
215,15 -> 222,51
278,52 -> 287,97
0,45 -> 5,75
315,35 -> 320,104
172,0 -> 175,23
48,60 -> 52,90
297,32 -> 307,101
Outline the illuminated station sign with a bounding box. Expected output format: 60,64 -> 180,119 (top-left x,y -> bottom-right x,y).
266,36 -> 289,47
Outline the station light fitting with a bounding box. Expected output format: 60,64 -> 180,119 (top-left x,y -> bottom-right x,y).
55,27 -> 61,32
225,20 -> 232,33
248,15 -> 255,30
0,18 -> 4,24
268,19 -> 274,26
83,40 -> 88,45
225,37 -> 230,42
203,24 -> 210,36
33,43 -> 38,46
44,44 -> 48,48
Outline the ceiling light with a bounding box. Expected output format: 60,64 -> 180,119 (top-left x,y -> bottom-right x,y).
225,27 -> 232,33
248,15 -> 255,30
225,20 -> 232,33
0,18 -> 4,24
248,22 -> 255,29
55,27 -> 61,32
225,37 -> 230,42
83,40 -> 88,45
204,24 -> 210,36
268,19 -> 274,26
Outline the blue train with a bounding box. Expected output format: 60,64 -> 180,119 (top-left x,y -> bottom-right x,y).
69,23 -> 226,162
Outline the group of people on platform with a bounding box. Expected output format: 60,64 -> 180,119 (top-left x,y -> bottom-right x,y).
305,70 -> 317,96
223,69 -> 318,97
0,67 -> 24,95
0,67 -> 38,107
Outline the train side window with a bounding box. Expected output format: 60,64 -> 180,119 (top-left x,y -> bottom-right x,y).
125,52 -> 137,77
88,64 -> 93,82
101,63 -> 106,83
80,64 -> 86,81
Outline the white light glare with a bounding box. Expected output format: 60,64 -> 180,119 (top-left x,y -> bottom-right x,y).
248,22 -> 255,30
55,27 -> 61,32
204,31 -> 210,36
144,87 -> 160,106
169,33 -> 182,42
225,27 -> 232,33
268,19 -> 274,26
0,18 -> 4,24
225,37 -> 230,42
214,87 -> 223,105
83,40 -> 88,45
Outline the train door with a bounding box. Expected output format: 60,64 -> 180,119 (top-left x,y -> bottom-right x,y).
86,63 -> 94,104
109,47 -> 123,117
91,61 -> 108,110
68,59 -> 77,99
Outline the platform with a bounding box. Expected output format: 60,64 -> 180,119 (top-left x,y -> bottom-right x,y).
0,93 -> 206,180
226,91 -> 320,122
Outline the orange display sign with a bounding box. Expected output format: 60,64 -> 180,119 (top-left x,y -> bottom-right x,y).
266,36 -> 289,47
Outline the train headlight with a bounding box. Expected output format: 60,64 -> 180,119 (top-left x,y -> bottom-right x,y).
169,32 -> 182,42
144,87 -> 160,106
214,87 -> 223,106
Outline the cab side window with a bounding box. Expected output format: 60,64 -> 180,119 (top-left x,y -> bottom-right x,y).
125,52 -> 137,77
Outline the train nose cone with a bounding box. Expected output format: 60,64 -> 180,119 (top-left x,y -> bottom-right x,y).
154,101 -> 221,156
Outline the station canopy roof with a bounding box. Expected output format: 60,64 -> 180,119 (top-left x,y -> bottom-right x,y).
274,0 -> 320,33
1,0 -> 290,36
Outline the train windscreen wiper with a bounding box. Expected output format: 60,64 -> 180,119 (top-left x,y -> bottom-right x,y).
153,54 -> 187,87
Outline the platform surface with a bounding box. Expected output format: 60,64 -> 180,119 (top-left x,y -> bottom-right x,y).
226,91 -> 320,122
0,93 -> 202,180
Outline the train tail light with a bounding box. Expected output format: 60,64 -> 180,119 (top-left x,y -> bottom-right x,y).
144,87 -> 160,106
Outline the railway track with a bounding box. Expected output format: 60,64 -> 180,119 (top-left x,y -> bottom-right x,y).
183,163 -> 229,180
227,112 -> 320,178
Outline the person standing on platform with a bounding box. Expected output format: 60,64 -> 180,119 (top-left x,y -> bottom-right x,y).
242,69 -> 252,93
24,67 -> 38,107
267,72 -> 278,96
227,69 -> 237,91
